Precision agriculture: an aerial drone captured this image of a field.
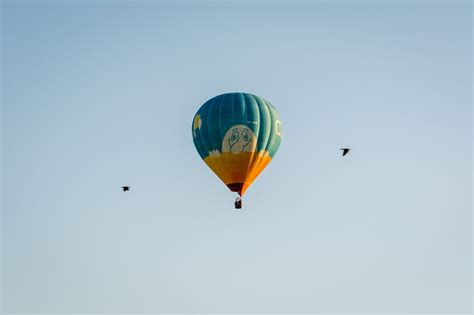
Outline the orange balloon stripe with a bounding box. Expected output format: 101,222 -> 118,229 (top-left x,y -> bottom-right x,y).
203,151 -> 272,195
241,153 -> 272,196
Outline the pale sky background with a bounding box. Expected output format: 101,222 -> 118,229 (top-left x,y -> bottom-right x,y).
1,0 -> 472,313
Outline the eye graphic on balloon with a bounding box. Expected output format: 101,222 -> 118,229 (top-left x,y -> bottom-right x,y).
230,130 -> 239,145
242,129 -> 249,142
223,125 -> 256,154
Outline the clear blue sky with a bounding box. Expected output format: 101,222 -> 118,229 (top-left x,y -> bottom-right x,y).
1,1 -> 472,313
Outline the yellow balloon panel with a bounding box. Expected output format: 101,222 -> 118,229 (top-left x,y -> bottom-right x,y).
203,150 -> 272,196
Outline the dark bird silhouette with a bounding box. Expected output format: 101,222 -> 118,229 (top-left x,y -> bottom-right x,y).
121,186 -> 130,192
341,148 -> 351,157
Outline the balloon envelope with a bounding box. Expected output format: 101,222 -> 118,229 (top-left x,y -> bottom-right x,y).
192,92 -> 282,196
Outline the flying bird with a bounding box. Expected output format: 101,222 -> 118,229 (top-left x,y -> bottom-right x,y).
121,186 -> 130,192
341,148 -> 351,157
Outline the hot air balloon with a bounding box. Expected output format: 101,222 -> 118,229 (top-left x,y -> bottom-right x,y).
192,92 -> 282,209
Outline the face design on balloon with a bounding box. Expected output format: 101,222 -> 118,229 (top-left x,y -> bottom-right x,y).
222,125 -> 257,154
